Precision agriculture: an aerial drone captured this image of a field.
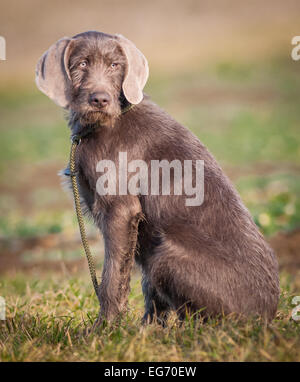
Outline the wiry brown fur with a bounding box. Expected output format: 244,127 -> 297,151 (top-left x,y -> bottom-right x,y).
41,31 -> 280,325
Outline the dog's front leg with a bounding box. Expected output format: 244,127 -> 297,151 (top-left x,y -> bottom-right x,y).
95,197 -> 142,325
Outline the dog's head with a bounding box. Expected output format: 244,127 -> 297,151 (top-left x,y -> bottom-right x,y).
35,31 -> 149,124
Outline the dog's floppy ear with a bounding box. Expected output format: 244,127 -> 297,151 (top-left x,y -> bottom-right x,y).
35,37 -> 72,108
116,34 -> 149,105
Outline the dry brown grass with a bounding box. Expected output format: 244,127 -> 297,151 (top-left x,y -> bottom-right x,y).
0,271 -> 299,362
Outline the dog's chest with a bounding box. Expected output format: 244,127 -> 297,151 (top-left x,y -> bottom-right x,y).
75,135 -> 121,213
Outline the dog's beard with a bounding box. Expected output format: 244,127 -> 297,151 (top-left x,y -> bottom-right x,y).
75,104 -> 121,127
79,110 -> 111,125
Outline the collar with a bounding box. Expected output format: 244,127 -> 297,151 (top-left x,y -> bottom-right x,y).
121,102 -> 135,114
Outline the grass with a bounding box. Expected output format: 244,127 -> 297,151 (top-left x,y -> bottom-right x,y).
0,272 -> 299,362
0,55 -> 299,361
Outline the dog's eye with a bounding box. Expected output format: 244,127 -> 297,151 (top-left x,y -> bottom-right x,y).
111,63 -> 119,69
79,61 -> 88,68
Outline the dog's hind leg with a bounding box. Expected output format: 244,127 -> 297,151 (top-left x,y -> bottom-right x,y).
146,232 -> 279,322
141,272 -> 171,326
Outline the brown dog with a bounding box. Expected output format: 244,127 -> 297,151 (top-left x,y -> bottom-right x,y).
36,31 -> 279,325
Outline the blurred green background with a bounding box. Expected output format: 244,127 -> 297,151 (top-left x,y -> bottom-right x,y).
0,0 -> 299,283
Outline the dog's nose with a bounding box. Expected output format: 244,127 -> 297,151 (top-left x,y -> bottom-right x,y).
89,92 -> 111,108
